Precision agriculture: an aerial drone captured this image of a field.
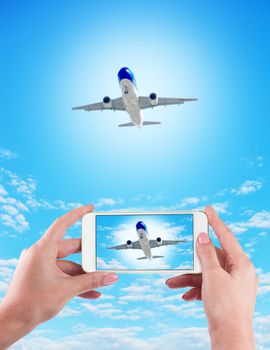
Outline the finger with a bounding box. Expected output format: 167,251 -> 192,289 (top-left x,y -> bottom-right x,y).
69,272 -> 119,297
78,290 -> 101,299
166,274 -> 202,289
205,206 -> 243,257
57,238 -> 81,258
57,260 -> 84,276
196,232 -> 221,273
165,248 -> 225,289
43,204 -> 93,243
215,246 -> 226,268
182,287 -> 202,301
57,262 -> 101,299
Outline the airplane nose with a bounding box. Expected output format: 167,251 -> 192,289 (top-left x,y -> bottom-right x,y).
118,67 -> 134,83
136,221 -> 147,231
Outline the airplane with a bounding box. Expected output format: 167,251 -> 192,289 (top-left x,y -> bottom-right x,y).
107,221 -> 187,260
72,67 -> 198,128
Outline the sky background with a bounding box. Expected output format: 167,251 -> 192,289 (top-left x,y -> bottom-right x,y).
0,0 -> 270,349
96,213 -> 193,270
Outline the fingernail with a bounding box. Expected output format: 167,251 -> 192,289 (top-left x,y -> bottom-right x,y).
166,278 -> 172,286
103,273 -> 119,286
198,232 -> 210,244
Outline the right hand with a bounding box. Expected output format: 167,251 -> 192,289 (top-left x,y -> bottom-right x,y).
166,206 -> 258,349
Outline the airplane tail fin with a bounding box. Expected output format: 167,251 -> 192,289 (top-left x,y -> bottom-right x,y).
118,122 -> 135,127
118,121 -> 161,127
137,255 -> 164,260
143,121 -> 161,126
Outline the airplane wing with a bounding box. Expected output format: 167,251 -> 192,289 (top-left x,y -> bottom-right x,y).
107,240 -> 141,250
149,239 -> 187,248
72,97 -> 125,111
138,97 -> 198,110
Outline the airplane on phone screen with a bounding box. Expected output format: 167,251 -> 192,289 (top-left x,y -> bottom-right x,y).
107,221 -> 187,260
72,67 -> 198,128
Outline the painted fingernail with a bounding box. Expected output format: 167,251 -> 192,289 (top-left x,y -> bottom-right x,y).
166,278 -> 172,286
103,273 -> 119,286
198,232 -> 210,244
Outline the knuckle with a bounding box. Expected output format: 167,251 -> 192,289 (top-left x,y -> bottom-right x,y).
54,216 -> 64,227
242,255 -> 254,270
237,255 -> 256,276
87,273 -> 100,290
30,241 -> 44,254
255,275 -> 260,288
20,247 -> 30,257
205,264 -> 220,273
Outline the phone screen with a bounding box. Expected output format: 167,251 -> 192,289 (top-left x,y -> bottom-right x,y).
95,213 -> 194,271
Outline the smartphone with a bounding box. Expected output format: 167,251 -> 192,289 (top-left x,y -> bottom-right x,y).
82,211 -> 208,274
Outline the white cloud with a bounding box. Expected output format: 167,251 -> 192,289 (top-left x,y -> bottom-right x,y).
247,211 -> 270,229
26,198 -> 82,210
0,281 -> 9,292
229,210 -> 270,235
232,180 -> 263,195
257,271 -> 270,296
95,197 -> 123,208
0,212 -> 29,232
244,156 -> 264,169
99,294 -> 115,300
58,306 -> 81,318
118,290 -> 181,303
0,148 -> 17,160
81,302 -> 146,320
13,326 -> 211,350
118,293 -> 158,303
0,196 -> 28,212
0,258 -> 18,294
211,201 -> 229,214
255,314 -> 270,328
1,166 -> 82,212
97,257 -> 126,270
0,166 -> 85,235
9,174 -> 37,196
0,186 -> 7,196
0,258 -> 18,267
162,303 -> 205,319
176,196 -> 207,209
121,284 -> 152,294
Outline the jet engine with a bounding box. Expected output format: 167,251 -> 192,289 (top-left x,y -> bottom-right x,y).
149,92 -> 158,106
103,96 -> 112,108
126,240 -> 133,248
156,237 -> 162,246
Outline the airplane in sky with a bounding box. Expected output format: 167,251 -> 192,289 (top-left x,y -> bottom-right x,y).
107,221 -> 187,260
72,67 -> 198,128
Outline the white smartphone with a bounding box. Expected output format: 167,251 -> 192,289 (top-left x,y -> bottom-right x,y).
82,211 -> 208,274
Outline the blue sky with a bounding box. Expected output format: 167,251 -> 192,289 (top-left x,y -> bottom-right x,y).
96,214 -> 193,270
0,0 -> 270,349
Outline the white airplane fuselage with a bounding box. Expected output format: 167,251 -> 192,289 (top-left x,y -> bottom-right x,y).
119,79 -> 143,127
73,66 -> 198,127
136,227 -> 152,259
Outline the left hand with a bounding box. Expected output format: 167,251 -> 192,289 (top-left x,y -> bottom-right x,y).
0,205 -> 118,349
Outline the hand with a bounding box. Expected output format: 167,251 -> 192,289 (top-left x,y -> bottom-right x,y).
166,206 -> 258,350
0,205 -> 119,349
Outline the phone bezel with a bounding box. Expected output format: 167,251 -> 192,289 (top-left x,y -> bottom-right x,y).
82,211 -> 208,274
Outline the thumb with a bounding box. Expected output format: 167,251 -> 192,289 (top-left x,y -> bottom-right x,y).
68,272 -> 119,296
196,232 -> 220,273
